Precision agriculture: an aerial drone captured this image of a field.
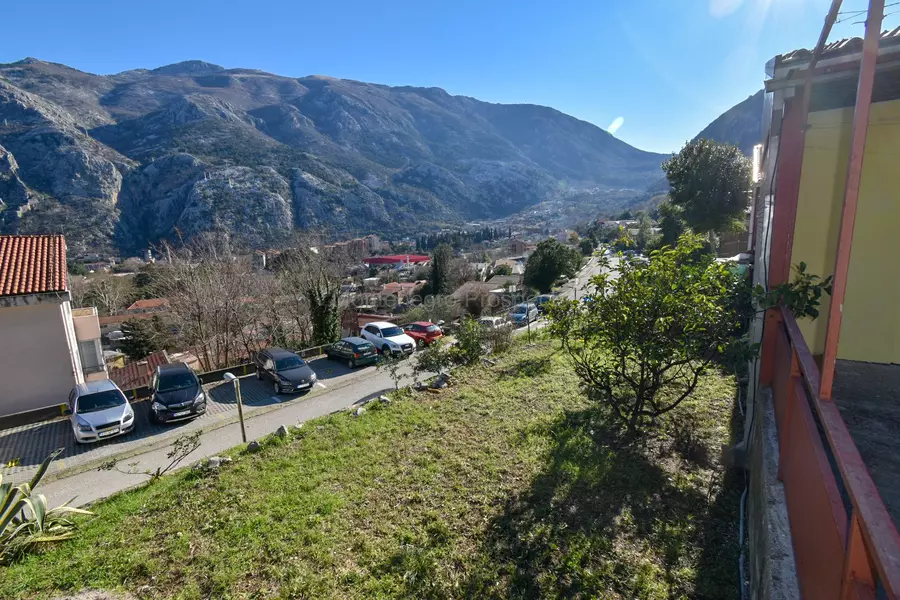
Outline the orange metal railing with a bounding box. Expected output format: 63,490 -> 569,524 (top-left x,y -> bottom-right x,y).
770,306 -> 900,600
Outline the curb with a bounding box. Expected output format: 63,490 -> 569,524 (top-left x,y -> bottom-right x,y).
39,366 -> 379,485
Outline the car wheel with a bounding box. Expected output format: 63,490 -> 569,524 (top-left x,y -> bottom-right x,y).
273,382 -> 281,395
348,358 -> 356,369
383,345 -> 391,355
417,338 -> 425,349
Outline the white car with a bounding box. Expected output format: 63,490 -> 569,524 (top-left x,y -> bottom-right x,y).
361,321 -> 416,356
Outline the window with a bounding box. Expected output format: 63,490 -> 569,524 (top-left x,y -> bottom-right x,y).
76,390 -> 125,413
157,371 -> 197,392
275,355 -> 304,371
365,325 -> 379,335
78,339 -> 103,373
381,326 -> 404,337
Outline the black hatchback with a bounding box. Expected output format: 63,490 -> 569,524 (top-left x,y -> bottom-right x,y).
255,348 -> 318,395
149,363 -> 208,424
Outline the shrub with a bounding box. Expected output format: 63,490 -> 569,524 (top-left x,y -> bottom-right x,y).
547,234 -> 743,435
1,449 -> 93,565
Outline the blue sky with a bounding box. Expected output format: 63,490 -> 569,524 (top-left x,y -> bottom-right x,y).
2,0 -> 895,153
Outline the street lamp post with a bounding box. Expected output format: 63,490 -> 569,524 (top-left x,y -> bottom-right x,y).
223,372 -> 247,443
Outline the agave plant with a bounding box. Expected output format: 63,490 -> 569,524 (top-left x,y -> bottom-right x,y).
0,448 -> 93,565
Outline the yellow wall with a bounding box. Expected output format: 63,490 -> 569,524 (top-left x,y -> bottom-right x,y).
791,99 -> 900,363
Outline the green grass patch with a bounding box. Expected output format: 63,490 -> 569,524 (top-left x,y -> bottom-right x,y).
0,340 -> 741,599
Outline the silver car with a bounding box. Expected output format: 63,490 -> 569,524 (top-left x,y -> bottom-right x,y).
66,380 -> 136,444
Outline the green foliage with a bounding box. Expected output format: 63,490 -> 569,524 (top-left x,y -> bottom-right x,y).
0,449 -> 93,565
118,317 -> 168,360
66,262 -> 89,276
547,234 -> 743,434
450,317 -> 487,365
524,239 -> 582,293
578,237 -> 595,256
656,199 -> 688,247
492,263 -> 513,276
755,262 -> 834,320
662,138 -> 751,235
427,244 -> 454,296
414,339 -> 455,379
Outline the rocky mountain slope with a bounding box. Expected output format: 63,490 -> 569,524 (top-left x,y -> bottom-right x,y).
693,90 -> 764,155
0,58 -> 668,255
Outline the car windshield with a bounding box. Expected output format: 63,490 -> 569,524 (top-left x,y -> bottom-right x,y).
512,306 -> 526,314
76,390 -> 126,413
425,325 -> 440,333
381,326 -> 404,337
275,355 -> 305,371
157,371 -> 196,392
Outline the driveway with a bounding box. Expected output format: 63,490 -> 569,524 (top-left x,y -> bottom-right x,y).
0,355 -> 376,485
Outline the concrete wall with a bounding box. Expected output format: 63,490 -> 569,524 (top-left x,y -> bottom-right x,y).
791,99 -> 900,363
0,301 -> 80,416
72,307 -> 101,341
748,388 -> 800,600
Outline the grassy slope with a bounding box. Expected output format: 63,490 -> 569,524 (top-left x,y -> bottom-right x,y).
0,340 -> 741,600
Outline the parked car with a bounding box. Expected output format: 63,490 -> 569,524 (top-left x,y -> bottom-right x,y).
532,294 -> 556,313
254,347 -> 318,395
509,303 -> 539,325
402,321 -> 444,348
66,379 -> 135,444
149,362 -> 207,425
325,337 -> 379,368
478,315 -> 510,329
361,321 -> 416,356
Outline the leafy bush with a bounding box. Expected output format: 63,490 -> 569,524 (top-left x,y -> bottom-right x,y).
1,449 -> 93,565
547,234 -> 743,435
450,317 -> 487,365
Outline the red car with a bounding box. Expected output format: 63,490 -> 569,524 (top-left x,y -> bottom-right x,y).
402,321 -> 444,348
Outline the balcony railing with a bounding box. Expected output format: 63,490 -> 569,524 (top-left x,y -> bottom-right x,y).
771,306 -> 900,600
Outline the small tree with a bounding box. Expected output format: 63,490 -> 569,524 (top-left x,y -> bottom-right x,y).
524,239 -> 581,293
657,200 -> 688,247
119,318 -> 166,360
662,138 -> 751,237
428,244 -> 454,296
578,238 -> 595,256
547,234 -> 743,435
492,264 -> 513,276
450,317 -> 487,365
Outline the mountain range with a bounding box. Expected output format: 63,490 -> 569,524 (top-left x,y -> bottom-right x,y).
0,58 -> 759,256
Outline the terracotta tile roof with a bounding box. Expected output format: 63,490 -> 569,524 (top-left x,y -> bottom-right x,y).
126,298 -> 170,312
779,27 -> 900,65
0,235 -> 67,298
109,350 -> 170,391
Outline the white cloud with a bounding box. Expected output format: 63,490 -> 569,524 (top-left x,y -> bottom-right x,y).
608,117 -> 625,134
709,0 -> 744,18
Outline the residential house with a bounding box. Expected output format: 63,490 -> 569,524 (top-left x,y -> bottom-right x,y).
746,20 -> 900,600
0,235 -> 106,418
125,298 -> 170,314
109,350 -> 170,395
486,274 -> 523,292
508,239 -> 527,254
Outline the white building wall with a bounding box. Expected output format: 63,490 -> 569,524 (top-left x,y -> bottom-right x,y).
0,301 -> 80,416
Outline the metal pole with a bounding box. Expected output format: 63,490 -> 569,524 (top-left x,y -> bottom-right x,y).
820,0 -> 885,400
234,379 -> 247,443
